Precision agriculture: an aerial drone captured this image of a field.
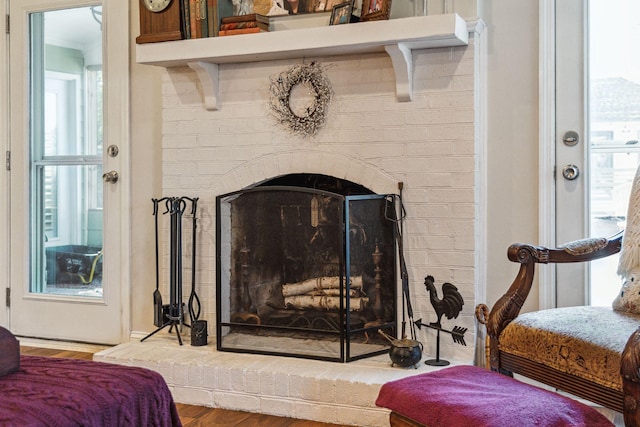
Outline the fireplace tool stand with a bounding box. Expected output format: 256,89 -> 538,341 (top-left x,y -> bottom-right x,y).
142,196 -> 199,345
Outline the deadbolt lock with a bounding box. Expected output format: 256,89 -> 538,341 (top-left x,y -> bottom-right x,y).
107,145 -> 119,157
562,131 -> 579,146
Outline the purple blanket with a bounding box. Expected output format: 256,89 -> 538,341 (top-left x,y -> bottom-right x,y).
376,365 -> 614,427
0,356 -> 182,427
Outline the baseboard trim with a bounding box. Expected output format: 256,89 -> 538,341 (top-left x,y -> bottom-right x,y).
18,336 -> 111,353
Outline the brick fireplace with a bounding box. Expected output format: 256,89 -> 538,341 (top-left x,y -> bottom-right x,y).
100,15 -> 486,426
159,29 -> 485,363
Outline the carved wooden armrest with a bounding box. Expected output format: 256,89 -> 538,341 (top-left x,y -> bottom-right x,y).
508,231 -> 623,265
477,231 -> 623,340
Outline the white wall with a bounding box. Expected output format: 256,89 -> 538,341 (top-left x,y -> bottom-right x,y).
129,4 -> 165,334
479,1 -> 540,312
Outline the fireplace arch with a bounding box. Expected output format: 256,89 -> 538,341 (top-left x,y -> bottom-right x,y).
211,151 -> 401,199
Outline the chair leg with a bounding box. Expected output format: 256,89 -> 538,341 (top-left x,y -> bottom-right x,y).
621,328 -> 640,426
623,379 -> 640,426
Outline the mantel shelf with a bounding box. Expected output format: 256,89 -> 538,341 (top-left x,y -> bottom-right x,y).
136,14 -> 470,110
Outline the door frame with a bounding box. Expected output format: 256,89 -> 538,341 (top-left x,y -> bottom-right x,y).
4,0 -> 131,343
539,0 -> 557,310
540,0 -> 595,309
0,0 -> 9,327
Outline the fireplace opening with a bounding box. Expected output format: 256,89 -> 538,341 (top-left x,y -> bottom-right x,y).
216,174 -> 398,362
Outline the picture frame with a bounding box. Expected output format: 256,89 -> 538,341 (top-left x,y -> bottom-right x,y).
330,1 -> 353,25
361,0 -> 391,21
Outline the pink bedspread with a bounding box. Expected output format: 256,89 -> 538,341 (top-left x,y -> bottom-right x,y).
375,365 -> 614,427
0,356 -> 182,427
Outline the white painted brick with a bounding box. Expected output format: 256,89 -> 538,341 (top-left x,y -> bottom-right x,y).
289,372 -> 306,400
171,386 -> 213,407
273,371 -> 290,397
202,363 -> 218,388
216,365 -> 232,391
214,391 -> 261,412
186,363 -> 204,388
429,250 -> 475,268
259,396 -> 295,418
453,74 -> 476,91
293,401 -> 339,424
258,369 -> 275,396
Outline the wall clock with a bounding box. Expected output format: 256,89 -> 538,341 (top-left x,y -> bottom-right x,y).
136,0 -> 183,44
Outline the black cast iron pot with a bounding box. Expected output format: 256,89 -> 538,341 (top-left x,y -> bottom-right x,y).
378,330 -> 423,369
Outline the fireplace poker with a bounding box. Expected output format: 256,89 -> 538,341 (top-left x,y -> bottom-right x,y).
187,197 -> 201,324
170,198 -> 188,329
385,186 -> 415,341
183,197 -> 207,346
152,198 -> 164,328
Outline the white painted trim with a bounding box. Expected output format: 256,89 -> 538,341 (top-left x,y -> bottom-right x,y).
539,0 -> 556,310
17,336 -> 111,353
104,0 -> 132,343
0,0 -> 8,327
471,20 -> 488,365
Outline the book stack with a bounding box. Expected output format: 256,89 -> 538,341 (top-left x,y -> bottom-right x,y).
219,14 -> 269,36
180,0 -> 234,39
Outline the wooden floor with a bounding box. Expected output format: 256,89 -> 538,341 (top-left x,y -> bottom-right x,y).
20,346 -> 351,427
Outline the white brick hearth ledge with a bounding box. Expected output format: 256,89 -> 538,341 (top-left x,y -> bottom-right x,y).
95,334 -> 462,426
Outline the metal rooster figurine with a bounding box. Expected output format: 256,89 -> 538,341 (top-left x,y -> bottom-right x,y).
415,275 -> 467,366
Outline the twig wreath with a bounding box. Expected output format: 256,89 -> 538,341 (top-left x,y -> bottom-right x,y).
269,62 -> 333,137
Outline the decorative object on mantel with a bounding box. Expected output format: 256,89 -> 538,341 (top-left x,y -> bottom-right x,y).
414,275 -> 466,366
329,1 -> 353,25
269,62 -> 333,137
361,0 -> 391,21
232,0 -> 253,15
219,13 -> 268,35
136,0 -> 183,44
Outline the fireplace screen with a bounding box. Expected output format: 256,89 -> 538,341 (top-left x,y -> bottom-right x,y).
216,186 -> 397,362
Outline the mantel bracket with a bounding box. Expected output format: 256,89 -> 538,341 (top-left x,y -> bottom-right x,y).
188,61 -> 220,111
384,43 -> 413,102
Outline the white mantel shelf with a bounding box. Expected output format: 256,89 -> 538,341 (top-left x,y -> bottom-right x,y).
136,13 -> 470,110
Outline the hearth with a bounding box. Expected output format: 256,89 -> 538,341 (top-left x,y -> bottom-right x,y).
216,175 -> 398,362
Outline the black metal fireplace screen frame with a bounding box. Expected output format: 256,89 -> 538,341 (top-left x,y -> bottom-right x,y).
216,186 -> 398,362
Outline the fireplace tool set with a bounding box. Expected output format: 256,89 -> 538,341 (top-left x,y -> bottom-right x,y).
141,196 -> 205,346
378,186 -> 425,369
379,185 -> 467,368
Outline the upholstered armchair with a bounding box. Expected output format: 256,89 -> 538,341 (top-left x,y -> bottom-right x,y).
476,231 -> 640,426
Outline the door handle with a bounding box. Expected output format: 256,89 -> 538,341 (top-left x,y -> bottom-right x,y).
102,170 -> 119,183
562,164 -> 580,181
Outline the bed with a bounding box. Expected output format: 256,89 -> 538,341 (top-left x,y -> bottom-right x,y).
0,346 -> 182,426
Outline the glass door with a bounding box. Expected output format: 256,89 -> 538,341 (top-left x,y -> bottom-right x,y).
555,0 -> 640,307
9,0 -> 128,344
